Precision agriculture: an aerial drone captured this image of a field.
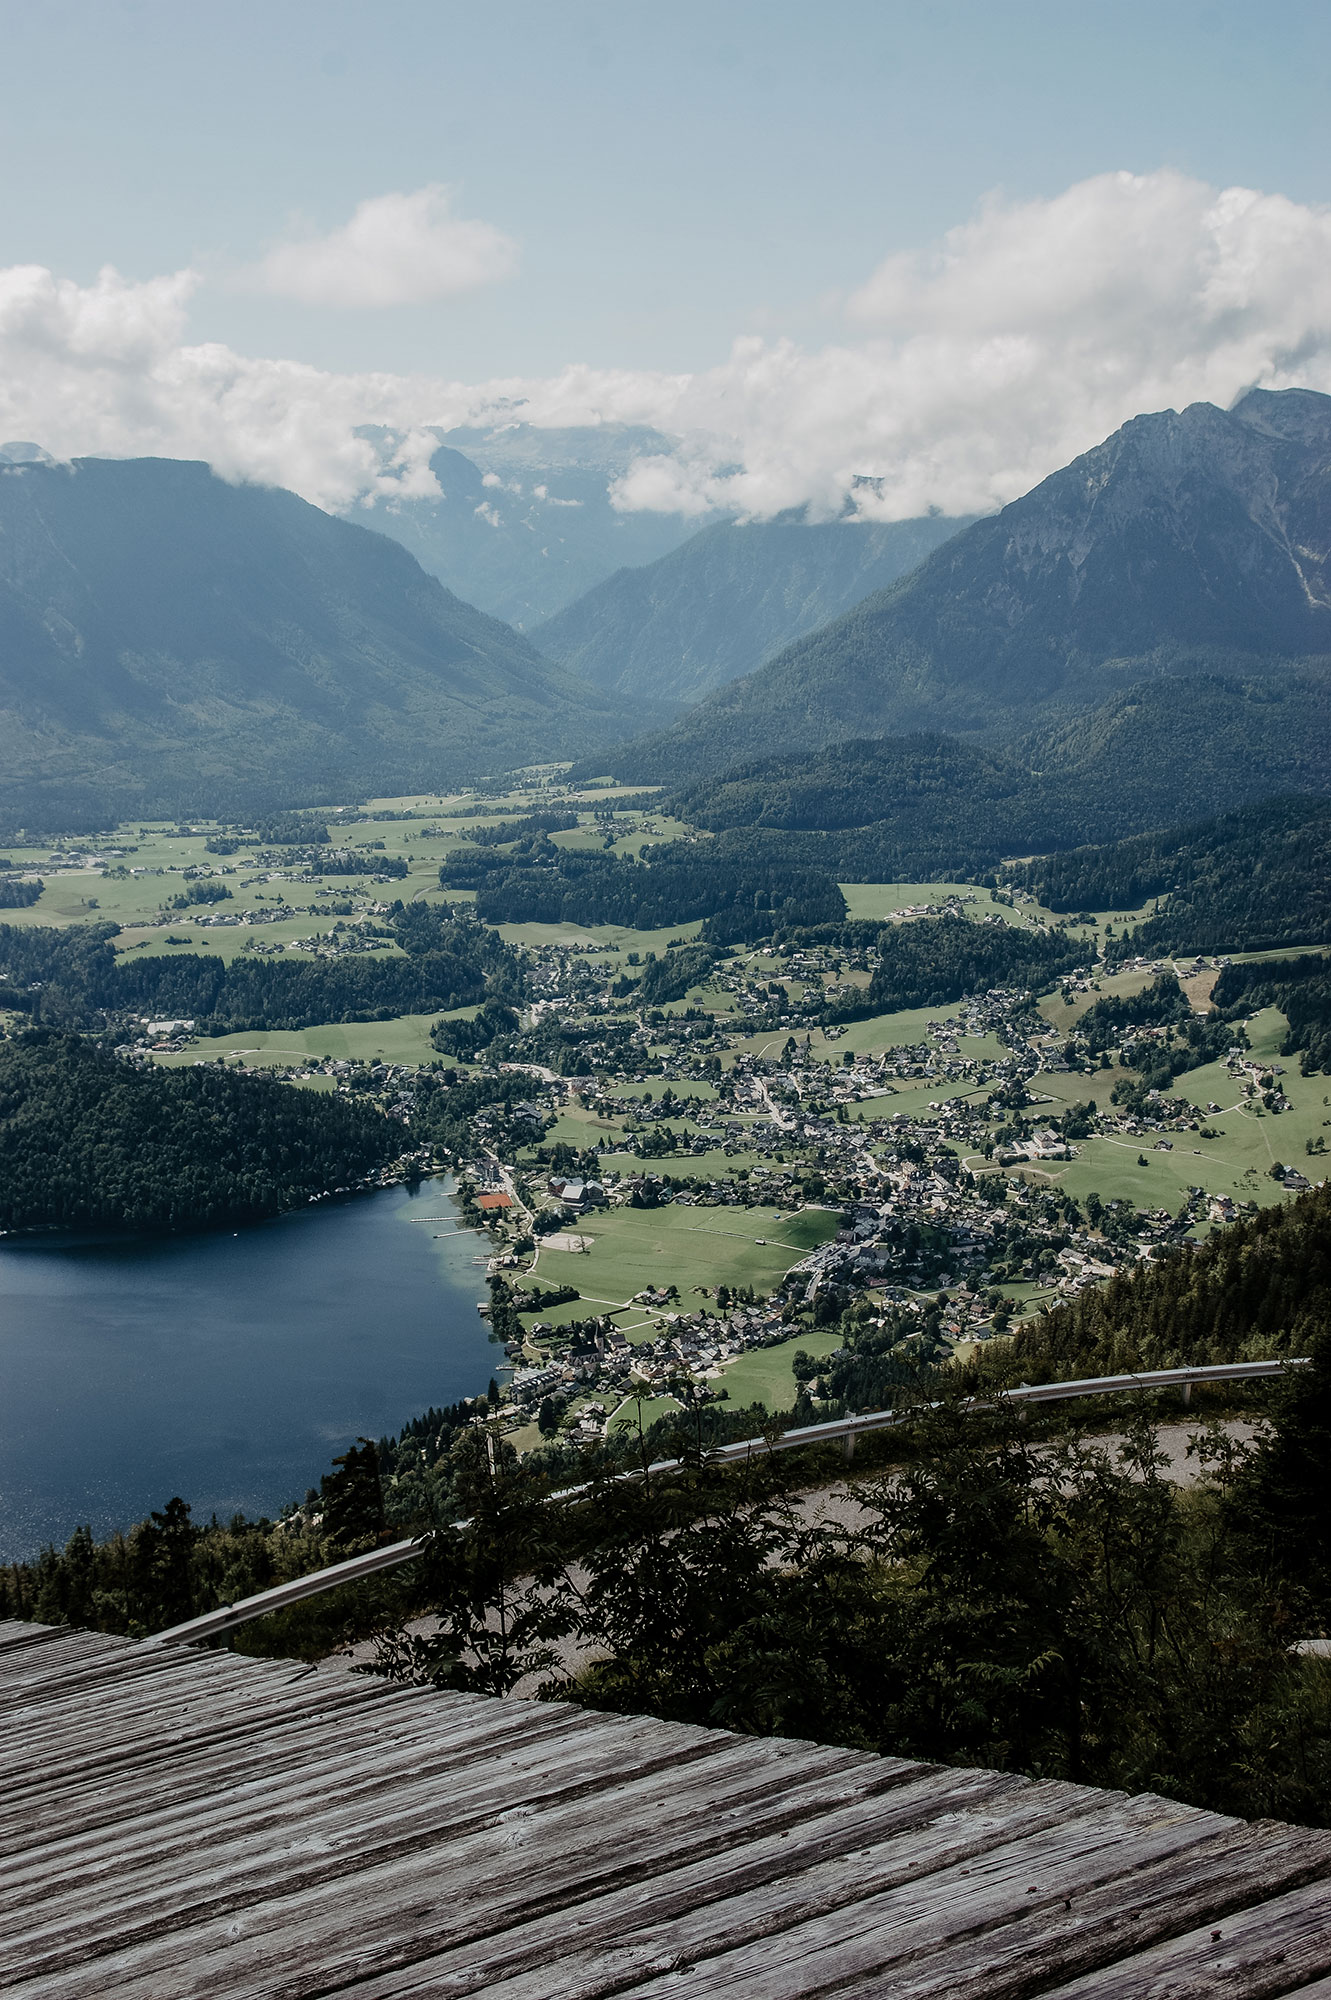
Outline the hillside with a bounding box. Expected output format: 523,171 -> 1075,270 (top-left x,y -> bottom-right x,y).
533,512 -> 972,704
1007,795 -> 1331,956
0,1030 -> 400,1232
0,457 -> 658,826
356,425 -> 703,627
668,676 -> 1331,879
605,387 -> 1331,782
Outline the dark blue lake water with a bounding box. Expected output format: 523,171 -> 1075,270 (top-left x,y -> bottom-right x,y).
0,1180 -> 497,1561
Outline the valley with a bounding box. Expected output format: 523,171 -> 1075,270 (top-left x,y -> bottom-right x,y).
3,771 -> 1326,1509
2,386 -> 1330,1718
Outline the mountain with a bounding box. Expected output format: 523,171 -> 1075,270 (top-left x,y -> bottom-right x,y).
0,456 -> 659,827
355,425 -> 705,628
665,676 -> 1331,881
532,512 -> 973,705
604,387 -> 1331,783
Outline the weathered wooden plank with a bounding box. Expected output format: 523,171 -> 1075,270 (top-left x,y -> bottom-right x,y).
0,1684 -> 587,1855
0,1650 -> 306,1751
0,1669 -> 583,1817
329,1768 -> 1078,2000
0,1622 -> 122,1664
0,1643 -> 375,1732
826,1821 -> 1331,1998
4,1753 -> 923,1992
5,1708 -> 874,1887
559,1793 -> 1243,2000
0,1769 -> 1042,1999
0,1703 -> 606,1908
5,1626 -> 1329,2000
5,1728 -> 839,1992
3,1681 -> 725,1839
0,1618 -> 67,1646
1034,1875 -> 1331,1997
2,1726 -> 858,1970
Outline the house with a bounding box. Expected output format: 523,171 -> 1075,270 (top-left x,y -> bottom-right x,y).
556,1179 -> 607,1212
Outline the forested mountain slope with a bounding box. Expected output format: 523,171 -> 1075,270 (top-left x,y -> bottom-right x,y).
0,457 -> 656,826
534,512 -> 972,704
606,386 -> 1331,782
1008,796 -> 1331,956
667,676 -> 1331,880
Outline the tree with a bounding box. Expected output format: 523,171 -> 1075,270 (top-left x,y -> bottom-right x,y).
320,1440 -> 386,1551
366,1425 -> 572,1697
1227,1330 -> 1331,1621
130,1496 -> 199,1632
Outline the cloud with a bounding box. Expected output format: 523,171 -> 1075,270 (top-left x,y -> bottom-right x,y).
597,169 -> 1331,522
2,171 -> 1330,523
252,185 -> 516,307
0,261 -> 446,509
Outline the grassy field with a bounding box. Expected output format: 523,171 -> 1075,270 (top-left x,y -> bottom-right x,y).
529,1201 -> 841,1307
1036,965 -> 1158,1028
608,1393 -> 686,1433
1022,1009 -> 1330,1212
150,1012 -> 447,1070
725,1002 -> 1007,1068
714,1329 -> 841,1414
838,881 -> 1103,936
495,918 -> 704,956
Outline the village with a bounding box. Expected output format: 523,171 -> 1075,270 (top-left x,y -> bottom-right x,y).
63,810 -> 1322,1453
440,948 -> 1260,1447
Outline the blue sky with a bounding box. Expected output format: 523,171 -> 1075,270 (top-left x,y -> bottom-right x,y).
3,0 -> 1329,379
1,1 -> 1329,519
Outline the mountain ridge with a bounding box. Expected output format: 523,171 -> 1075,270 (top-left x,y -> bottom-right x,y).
599,387 -> 1331,783
533,512 -> 975,704
0,456 -> 661,825
354,424 -> 704,627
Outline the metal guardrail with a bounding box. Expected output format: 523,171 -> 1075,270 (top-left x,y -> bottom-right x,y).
145,1357 -> 1308,1647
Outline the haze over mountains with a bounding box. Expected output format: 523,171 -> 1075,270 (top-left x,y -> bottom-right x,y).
534,512 -> 973,705
357,425 -> 703,628
0,456 -> 655,825
606,387 -> 1331,782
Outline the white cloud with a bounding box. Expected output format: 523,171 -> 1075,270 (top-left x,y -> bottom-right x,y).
253,185 -> 516,307
597,169 -> 1331,522
2,171 -> 1330,523
0,261 -> 447,509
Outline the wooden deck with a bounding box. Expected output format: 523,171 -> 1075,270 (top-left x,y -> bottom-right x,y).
4,1618 -> 1331,1997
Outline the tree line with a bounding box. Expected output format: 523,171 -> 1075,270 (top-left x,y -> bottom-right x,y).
0,903 -> 514,1035
0,875 -> 43,908
439,834 -> 846,942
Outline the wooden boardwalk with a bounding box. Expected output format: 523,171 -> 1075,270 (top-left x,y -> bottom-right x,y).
4,1619 -> 1331,1997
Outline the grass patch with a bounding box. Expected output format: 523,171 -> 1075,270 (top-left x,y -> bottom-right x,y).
528,1202 -> 838,1307
150,1012 -> 445,1069
716,1330 -> 841,1415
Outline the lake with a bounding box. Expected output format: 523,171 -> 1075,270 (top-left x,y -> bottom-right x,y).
0,1179 -> 498,1562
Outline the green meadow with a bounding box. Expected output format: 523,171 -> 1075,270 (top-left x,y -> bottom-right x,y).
528,1201 -> 841,1309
